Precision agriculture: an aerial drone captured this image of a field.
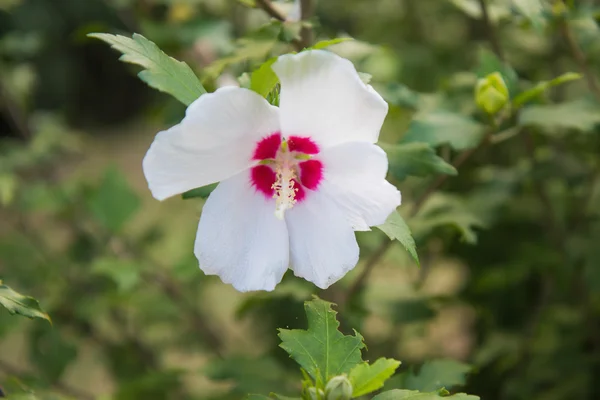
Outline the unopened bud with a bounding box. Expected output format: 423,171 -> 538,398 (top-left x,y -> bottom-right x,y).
325,375 -> 353,400
552,1 -> 568,17
475,72 -> 509,115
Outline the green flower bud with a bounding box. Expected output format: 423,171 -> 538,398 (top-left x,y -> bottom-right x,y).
475,72 -> 509,115
325,375 -> 353,400
552,1 -> 568,17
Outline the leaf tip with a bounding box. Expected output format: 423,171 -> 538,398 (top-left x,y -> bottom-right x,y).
86,32 -> 109,40
412,253 -> 421,266
447,165 -> 459,176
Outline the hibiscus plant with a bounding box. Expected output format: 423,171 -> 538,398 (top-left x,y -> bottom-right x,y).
1,0 -> 598,399
87,30 -> 428,399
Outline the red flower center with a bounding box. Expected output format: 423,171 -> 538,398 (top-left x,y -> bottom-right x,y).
250,133 -> 323,212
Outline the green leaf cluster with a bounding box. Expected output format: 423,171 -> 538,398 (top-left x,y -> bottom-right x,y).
250,298 -> 478,400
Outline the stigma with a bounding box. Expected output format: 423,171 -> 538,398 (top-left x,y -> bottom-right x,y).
272,142 -> 299,219
272,168 -> 297,219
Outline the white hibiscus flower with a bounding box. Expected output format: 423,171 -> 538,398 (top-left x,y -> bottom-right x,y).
143,50 -> 401,292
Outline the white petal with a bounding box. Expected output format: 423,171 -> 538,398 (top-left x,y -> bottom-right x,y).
272,50 -> 388,148
319,142 -> 401,230
195,171 -> 289,292
143,87 -> 280,200
285,191 -> 359,289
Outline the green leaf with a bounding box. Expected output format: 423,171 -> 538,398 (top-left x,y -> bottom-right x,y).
181,183 -> 218,199
278,297 -> 365,386
513,72 -> 582,107
247,396 -> 271,400
411,193 -> 485,244
92,258 -> 140,293
377,211 -> 419,264
0,282 -> 50,323
88,166 -> 141,233
310,38 -> 354,50
204,39 -> 277,79
373,389 -> 479,400
251,57 -> 279,98
203,23 -> 279,79
475,48 -> 518,96
518,99 -> 600,132
88,33 -> 206,106
401,111 -> 486,150
349,358 -> 401,397
403,360 -> 473,392
381,142 -> 457,182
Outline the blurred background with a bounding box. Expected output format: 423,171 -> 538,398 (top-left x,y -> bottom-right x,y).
1,0 -> 600,399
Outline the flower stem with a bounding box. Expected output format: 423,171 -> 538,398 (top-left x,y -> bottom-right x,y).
299,0 -> 314,48
255,0 -> 286,20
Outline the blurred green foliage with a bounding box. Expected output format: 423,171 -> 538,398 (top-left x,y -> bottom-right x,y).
1,0 -> 600,399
